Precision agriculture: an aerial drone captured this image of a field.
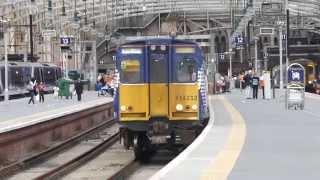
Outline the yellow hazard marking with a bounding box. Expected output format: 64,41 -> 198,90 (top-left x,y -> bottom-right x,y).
201,95 -> 247,180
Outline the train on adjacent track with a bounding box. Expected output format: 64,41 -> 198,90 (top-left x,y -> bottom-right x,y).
0,61 -> 62,98
114,38 -> 210,159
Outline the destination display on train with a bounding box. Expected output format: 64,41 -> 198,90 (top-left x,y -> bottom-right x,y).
121,48 -> 143,54
175,47 -> 195,54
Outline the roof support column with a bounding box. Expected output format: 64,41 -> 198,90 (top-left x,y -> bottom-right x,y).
184,12 -> 186,35
226,29 -> 232,50
210,32 -> 217,94
158,13 -> 161,36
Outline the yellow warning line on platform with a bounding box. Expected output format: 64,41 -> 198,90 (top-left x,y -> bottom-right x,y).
201,95 -> 247,180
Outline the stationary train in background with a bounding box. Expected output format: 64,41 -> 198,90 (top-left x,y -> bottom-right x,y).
272,59 -> 318,92
114,38 -> 209,159
0,62 -> 62,98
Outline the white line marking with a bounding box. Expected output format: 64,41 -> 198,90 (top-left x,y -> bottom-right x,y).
149,96 -> 216,180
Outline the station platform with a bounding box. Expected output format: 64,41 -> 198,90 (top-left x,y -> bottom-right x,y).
0,91 -> 113,133
151,90 -> 320,180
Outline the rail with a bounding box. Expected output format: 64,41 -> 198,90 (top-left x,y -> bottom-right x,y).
0,99 -> 113,176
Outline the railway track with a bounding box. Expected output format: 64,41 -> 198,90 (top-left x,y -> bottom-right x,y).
0,118 -> 119,179
108,150 -> 177,180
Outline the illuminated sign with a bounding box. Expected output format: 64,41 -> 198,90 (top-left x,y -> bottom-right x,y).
175,47 -> 195,54
262,3 -> 282,15
121,48 -> 142,54
60,37 -> 71,46
260,28 -> 274,35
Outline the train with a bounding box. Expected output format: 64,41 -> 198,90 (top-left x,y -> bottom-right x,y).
114,38 -> 210,159
0,61 -> 62,98
271,59 -> 318,92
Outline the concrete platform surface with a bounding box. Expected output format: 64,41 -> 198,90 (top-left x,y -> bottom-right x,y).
0,91 -> 112,133
150,90 -> 320,180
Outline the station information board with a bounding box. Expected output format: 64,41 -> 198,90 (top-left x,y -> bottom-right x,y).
287,63 -> 305,85
60,37 -> 72,46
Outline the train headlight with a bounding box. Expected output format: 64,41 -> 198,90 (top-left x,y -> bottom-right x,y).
192,105 -> 197,110
120,105 -> 127,111
176,104 -> 183,111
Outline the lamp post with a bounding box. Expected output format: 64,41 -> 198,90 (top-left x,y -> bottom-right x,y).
211,58 -> 216,94
1,18 -> 9,102
277,20 -> 285,90
254,36 -> 259,74
4,30 -> 8,101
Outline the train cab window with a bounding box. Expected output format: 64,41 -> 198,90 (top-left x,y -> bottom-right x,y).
150,53 -> 168,83
176,58 -> 197,82
120,60 -> 141,83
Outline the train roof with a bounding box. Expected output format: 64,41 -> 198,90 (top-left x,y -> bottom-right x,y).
0,61 -> 59,67
120,38 -> 198,47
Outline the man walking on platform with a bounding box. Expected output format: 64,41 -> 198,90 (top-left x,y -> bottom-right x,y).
252,73 -> 260,99
75,79 -> 83,101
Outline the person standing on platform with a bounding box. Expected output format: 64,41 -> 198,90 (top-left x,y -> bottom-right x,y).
244,70 -> 252,99
314,74 -> 320,94
38,82 -> 45,103
75,79 -> 83,101
239,72 -> 244,92
260,75 -> 265,99
252,73 -> 260,99
27,78 -> 37,104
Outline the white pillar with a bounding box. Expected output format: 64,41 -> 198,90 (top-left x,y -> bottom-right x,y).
91,41 -> 97,88
4,32 -> 9,101
229,52 -> 232,79
254,37 -> 258,73
64,53 -> 68,78
279,27 -> 283,90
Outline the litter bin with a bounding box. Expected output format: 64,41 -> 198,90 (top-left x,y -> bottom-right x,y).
58,78 -> 71,98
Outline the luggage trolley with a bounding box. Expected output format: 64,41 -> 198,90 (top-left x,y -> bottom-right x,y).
285,63 -> 305,110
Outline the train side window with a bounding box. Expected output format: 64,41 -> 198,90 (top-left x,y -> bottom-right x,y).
44,67 -> 56,85
176,58 -> 197,82
10,67 -> 25,88
0,67 -> 4,91
120,60 -> 141,83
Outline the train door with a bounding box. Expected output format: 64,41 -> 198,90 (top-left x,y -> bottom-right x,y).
34,67 -> 42,83
118,46 -> 149,121
148,44 -> 169,117
40,68 -> 44,83
169,45 -> 199,121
